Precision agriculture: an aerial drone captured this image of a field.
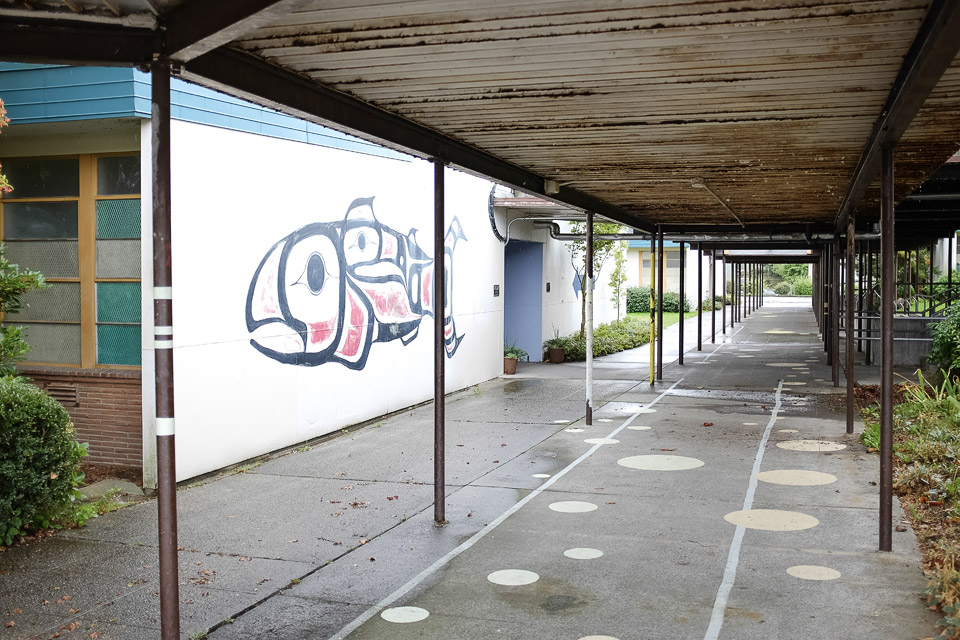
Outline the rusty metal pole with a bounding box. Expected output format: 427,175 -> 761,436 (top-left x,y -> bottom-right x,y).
950,234 -> 954,308
432,159 -> 446,524
867,242 -> 874,366
586,212 -> 594,423
825,245 -> 832,361
846,218 -> 856,434
832,237 -> 841,387
656,225 -> 664,381
697,246 -> 703,351
710,246 -> 716,344
151,61 -> 180,640
721,253 -> 727,335
679,241 -> 685,365
649,234 -> 656,385
857,241 -> 864,353
880,145 -> 895,552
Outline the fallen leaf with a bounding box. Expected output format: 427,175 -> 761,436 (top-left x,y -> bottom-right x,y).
456,444 -> 464,447
13,608 -> 21,614
492,460 -> 499,463
88,632 -> 102,639
49,473 -> 59,480
467,512 -> 472,517
359,539 -> 368,545
659,448 -> 676,452
5,621 -> 14,628
69,608 -> 79,614
896,525 -> 908,532
702,422 -> 714,427
369,557 -> 376,562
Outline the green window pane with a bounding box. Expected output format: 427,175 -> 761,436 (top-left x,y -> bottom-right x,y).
96,239 -> 141,279
0,158 -> 79,198
3,201 -> 78,238
96,199 -> 141,239
97,156 -> 140,195
97,324 -> 141,366
5,322 -> 82,364
96,282 -> 141,324
13,283 -> 81,322
4,240 -> 78,278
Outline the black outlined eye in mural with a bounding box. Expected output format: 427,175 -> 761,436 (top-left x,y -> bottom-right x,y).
245,197 -> 467,368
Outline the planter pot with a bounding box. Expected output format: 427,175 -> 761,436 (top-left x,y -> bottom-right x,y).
548,347 -> 565,363
503,357 -> 518,375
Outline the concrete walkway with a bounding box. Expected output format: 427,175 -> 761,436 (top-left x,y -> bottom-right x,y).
0,299 -> 935,639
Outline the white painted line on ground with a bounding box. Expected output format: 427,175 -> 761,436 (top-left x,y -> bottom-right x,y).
327,378 -> 685,640
703,379 -> 784,640
700,326 -> 743,364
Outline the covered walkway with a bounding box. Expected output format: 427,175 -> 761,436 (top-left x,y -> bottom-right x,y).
0,298 -> 932,639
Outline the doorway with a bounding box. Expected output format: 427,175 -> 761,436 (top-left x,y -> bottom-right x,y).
504,240 -> 543,362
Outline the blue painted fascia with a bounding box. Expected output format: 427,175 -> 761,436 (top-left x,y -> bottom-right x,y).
628,239 -> 681,249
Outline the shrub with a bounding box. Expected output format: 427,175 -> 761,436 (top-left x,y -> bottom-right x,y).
661,292 -> 692,313
0,245 -> 47,375
791,277 -> 813,296
0,378 -> 88,545
626,286 -> 651,314
774,282 -> 791,296
930,303 -> 960,372
562,316 -> 651,361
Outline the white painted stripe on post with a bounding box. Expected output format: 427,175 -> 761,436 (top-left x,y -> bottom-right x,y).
703,380 -> 784,640
156,417 -> 175,436
154,326 -> 173,336
153,286 -> 173,300
154,339 -> 173,349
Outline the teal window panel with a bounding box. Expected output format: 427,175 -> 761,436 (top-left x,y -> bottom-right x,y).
96,324 -> 141,366
96,199 -> 141,239
96,282 -> 141,324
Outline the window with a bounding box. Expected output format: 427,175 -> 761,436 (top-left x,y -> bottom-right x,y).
0,154 -> 141,368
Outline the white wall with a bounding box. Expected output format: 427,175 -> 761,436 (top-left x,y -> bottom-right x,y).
625,245 -> 721,304
154,121 -> 502,481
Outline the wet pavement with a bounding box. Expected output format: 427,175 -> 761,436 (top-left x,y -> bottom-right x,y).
0,298 -> 936,639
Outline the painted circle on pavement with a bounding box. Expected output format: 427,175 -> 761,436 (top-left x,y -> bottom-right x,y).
598,418 -> 613,423
742,422 -> 759,426
578,636 -> 620,640
765,362 -> 806,367
755,470 -> 837,486
778,429 -> 799,433
627,425 -> 652,431
549,501 -> 598,513
565,428 -> 585,433
381,607 -> 429,623
564,547 -> 604,560
633,407 -> 657,414
532,473 -> 551,479
617,455 -> 704,471
487,569 -> 539,586
777,440 -> 847,452
584,438 -> 619,445
554,419 -> 571,424
787,565 -> 841,581
724,509 -> 819,531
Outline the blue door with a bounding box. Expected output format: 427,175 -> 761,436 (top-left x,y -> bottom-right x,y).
504,240 -> 543,362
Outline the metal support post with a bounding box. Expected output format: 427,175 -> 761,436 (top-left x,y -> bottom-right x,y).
656,224 -> 664,381
697,247 -> 703,351
832,238 -> 841,387
867,242 -> 874,366
880,145 -> 895,552
679,241 -> 685,364
432,159 -> 446,524
950,234 -> 954,307
710,246 -> 716,344
846,218 -> 856,434
586,212 -> 594,423
650,234 -> 656,384
721,253 -> 727,335
151,61 -> 181,640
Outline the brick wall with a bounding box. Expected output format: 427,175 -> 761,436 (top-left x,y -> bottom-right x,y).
20,366 -> 142,468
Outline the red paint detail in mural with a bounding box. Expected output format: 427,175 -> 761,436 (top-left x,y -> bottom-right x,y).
423,270 -> 432,309
381,235 -> 396,257
341,291 -> 365,357
365,285 -> 417,322
445,324 -> 452,338
259,272 -> 279,315
308,319 -> 336,345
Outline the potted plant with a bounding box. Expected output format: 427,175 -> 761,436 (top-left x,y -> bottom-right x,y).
543,329 -> 566,363
504,343 -> 527,375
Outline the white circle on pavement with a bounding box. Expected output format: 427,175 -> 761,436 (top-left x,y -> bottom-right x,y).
778,429 -> 799,433
585,438 -> 619,445
554,420 -> 571,424
487,569 -> 539,586
598,418 -> 613,423
549,501 -> 598,513
634,407 -> 657,414
532,473 -> 551,479
564,547 -> 604,560
784,381 -> 807,386
777,440 -> 847,452
565,428 -> 585,433
578,636 -> 621,640
755,470 -> 837,486
724,509 -> 819,531
765,362 -> 806,367
627,425 -> 652,430
617,455 -> 704,471
742,422 -> 759,426
381,607 -> 429,623
765,330 -> 795,334
787,565 -> 841,580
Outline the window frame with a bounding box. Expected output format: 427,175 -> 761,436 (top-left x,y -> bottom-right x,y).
0,152 -> 141,369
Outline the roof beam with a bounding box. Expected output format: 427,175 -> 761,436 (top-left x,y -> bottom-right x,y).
0,20 -> 156,65
164,0 -> 309,63
182,47 -> 654,232
835,0 -> 960,231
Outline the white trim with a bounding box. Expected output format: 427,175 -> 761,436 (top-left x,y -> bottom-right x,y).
154,326 -> 173,336
153,286 -> 173,300
154,339 -> 173,349
155,417 -> 175,436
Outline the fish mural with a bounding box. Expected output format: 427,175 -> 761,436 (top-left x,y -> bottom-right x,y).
246,197 -> 466,368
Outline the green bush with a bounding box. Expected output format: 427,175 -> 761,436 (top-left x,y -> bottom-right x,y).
930,303 -> 960,371
0,378 -> 88,545
791,277 -> 813,296
562,316 -> 651,361
661,292 -> 692,313
626,286 -> 650,314
774,282 -> 791,296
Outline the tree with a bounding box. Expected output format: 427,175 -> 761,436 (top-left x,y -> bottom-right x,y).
771,263 -> 807,280
567,221 -> 622,338
0,99 -> 10,194
608,241 -> 627,321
